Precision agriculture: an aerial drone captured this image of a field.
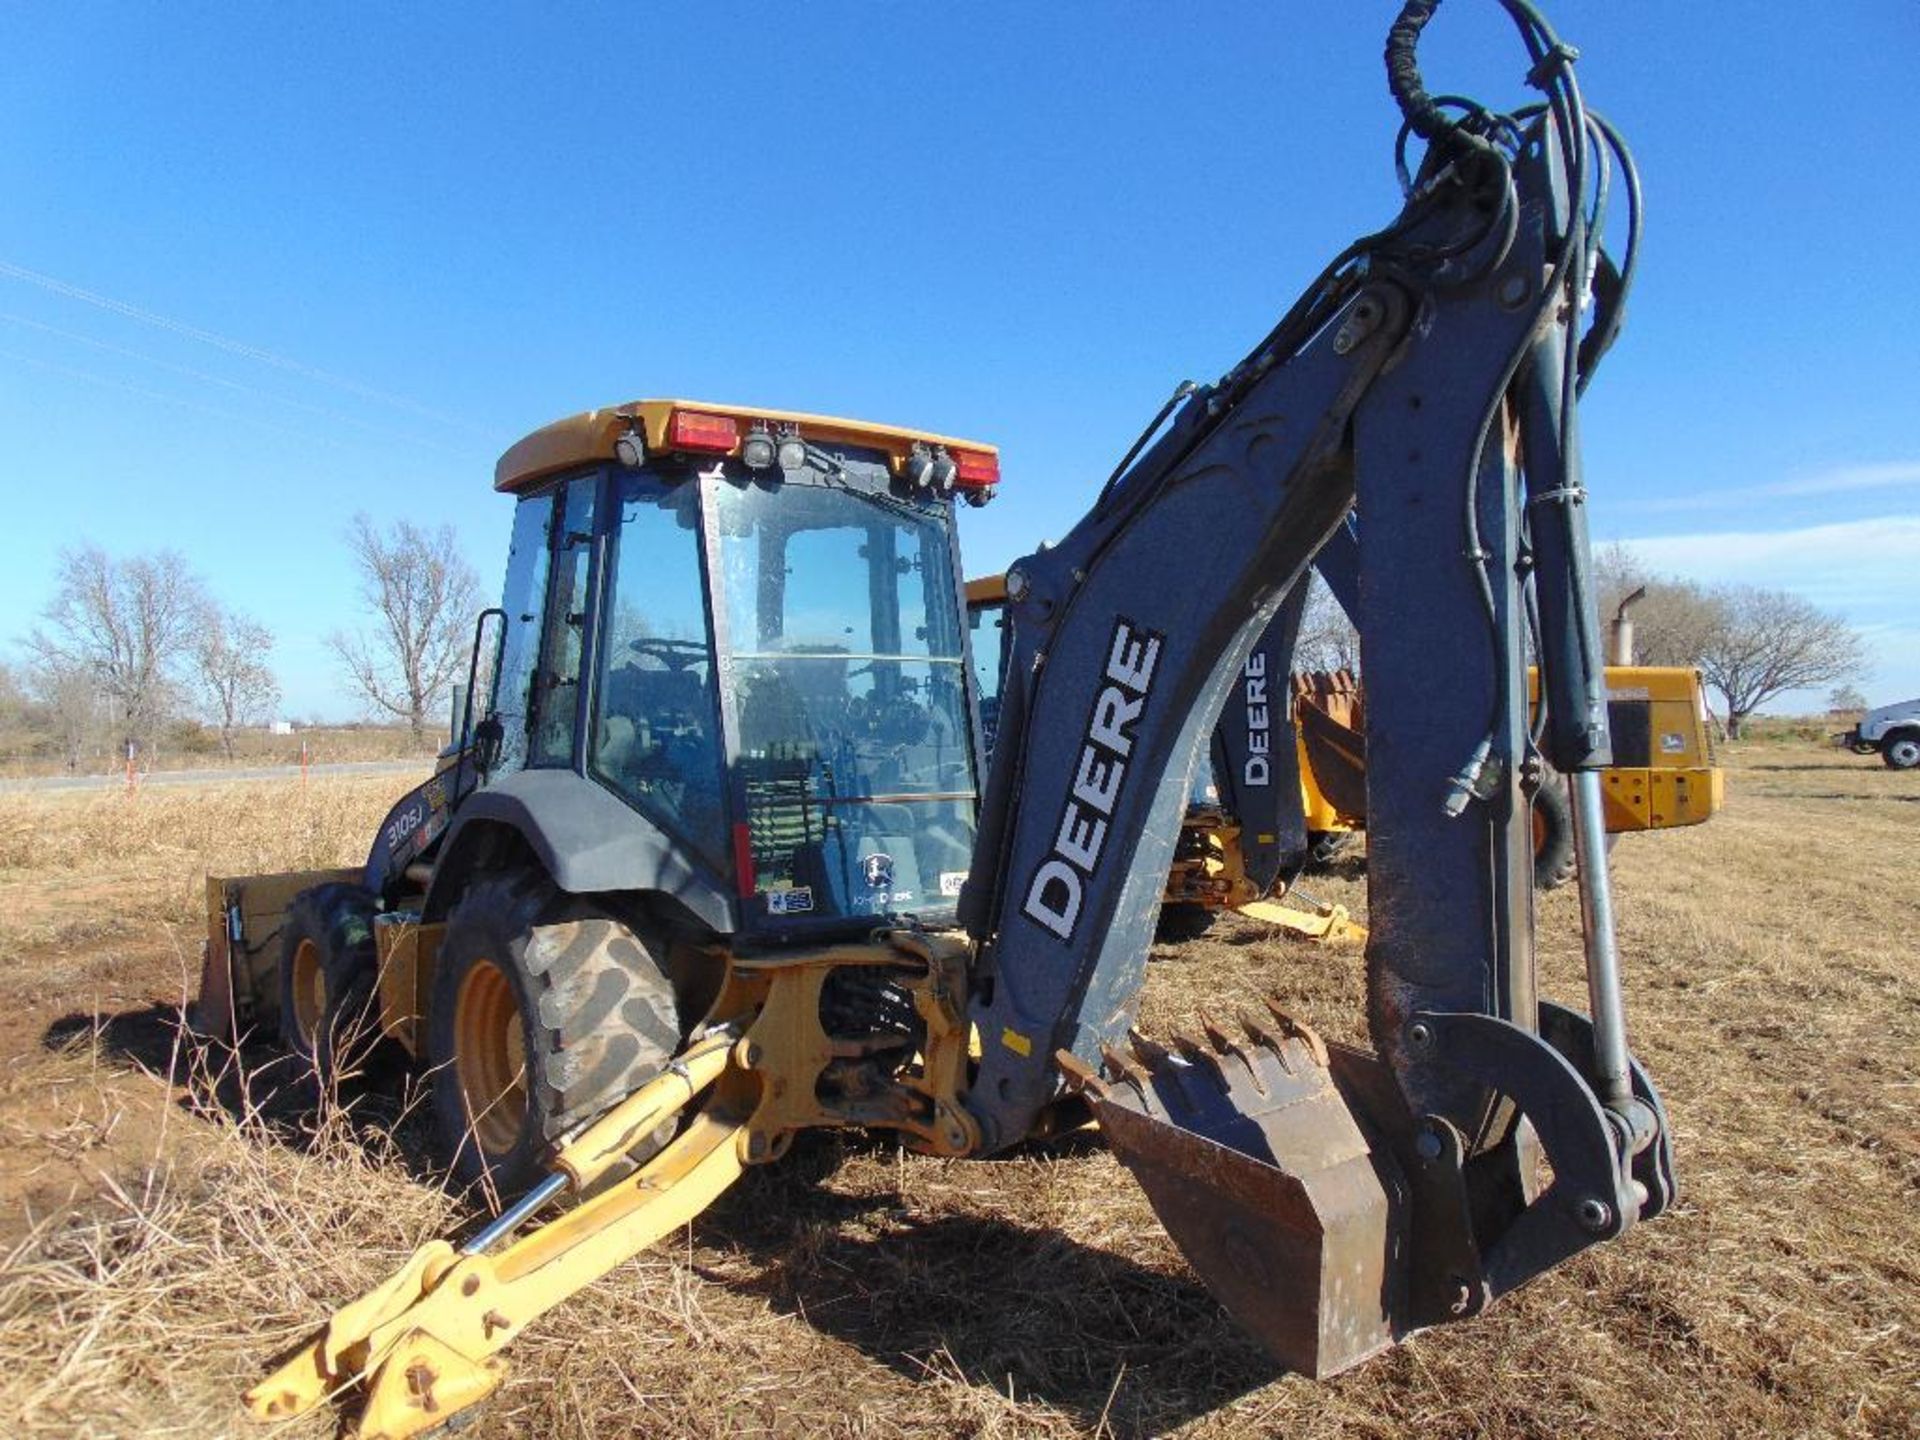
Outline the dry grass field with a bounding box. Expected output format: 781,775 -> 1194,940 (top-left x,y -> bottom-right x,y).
0,745 -> 1913,1439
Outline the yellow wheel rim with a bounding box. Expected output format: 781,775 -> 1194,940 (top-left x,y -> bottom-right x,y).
454,957 -> 529,1158
290,938 -> 326,1046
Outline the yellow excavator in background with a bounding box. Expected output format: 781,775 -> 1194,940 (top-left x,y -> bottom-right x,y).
967,576 -> 1723,942
195,8 -> 1690,1436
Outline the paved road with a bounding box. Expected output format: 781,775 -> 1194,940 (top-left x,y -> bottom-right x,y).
0,758 -> 431,794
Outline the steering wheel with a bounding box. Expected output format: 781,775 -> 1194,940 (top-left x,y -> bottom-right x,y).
627,636 -> 708,672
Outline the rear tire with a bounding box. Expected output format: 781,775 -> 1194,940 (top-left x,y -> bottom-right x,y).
1883,734 -> 1920,770
1307,830 -> 1356,867
277,883 -> 379,1088
1531,776 -> 1578,891
1155,902 -> 1217,942
428,873 -> 682,1197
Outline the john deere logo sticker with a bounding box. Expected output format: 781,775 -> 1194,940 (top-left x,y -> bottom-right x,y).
767,886 -> 814,915
863,853 -> 895,889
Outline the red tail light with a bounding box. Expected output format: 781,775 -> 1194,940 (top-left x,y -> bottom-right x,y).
669,408 -> 740,453
732,822 -> 757,898
953,448 -> 1000,488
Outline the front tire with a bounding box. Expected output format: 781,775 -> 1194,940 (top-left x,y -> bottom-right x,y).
1883,734 -> 1920,770
428,873 -> 682,1196
277,883 -> 379,1087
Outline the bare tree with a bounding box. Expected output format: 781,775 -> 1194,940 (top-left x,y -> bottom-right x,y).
25,657 -> 107,771
0,662 -> 30,768
1295,572 -> 1361,674
328,515 -> 480,742
196,608 -> 281,759
1696,586 -> 1866,738
1827,684 -> 1868,715
0,662 -> 23,725
23,546 -> 209,749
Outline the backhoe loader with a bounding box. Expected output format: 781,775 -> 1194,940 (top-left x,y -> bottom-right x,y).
196,5 -> 1679,1434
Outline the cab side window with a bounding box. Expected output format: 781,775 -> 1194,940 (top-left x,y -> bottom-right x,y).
529,475 -> 598,767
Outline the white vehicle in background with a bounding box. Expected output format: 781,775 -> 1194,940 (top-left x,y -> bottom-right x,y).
1838,698 -> 1920,770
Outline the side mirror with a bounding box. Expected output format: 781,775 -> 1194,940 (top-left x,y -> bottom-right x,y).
473,715 -> 505,774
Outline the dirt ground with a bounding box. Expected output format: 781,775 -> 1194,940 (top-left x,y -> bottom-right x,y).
0,746 -> 1914,1439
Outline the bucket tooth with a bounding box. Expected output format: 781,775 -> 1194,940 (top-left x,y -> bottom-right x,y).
1197,1010 -> 1269,1097
1128,1029 -> 1174,1071
1240,1006 -> 1286,1050
1054,1049 -> 1109,1098
1100,1042 -> 1153,1093
1262,996 -> 1330,1069
1197,1010 -> 1238,1055
1170,1028 -> 1214,1066
1169,1030 -> 1234,1099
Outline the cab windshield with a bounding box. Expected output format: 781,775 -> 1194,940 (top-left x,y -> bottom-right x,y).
710,473 -> 977,923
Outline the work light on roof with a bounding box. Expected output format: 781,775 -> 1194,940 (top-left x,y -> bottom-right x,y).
741,425 -> 777,471
906,440 -> 959,495
775,433 -> 808,472
905,442 -> 936,490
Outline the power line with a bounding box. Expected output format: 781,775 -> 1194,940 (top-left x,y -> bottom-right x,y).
0,310 -> 462,457
0,258 -> 470,427
0,346 -> 440,463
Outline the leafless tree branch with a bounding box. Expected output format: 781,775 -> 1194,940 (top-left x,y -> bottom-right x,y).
327,514 -> 481,741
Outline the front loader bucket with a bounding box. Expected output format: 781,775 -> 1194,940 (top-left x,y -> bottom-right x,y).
1067,1004 -> 1409,1377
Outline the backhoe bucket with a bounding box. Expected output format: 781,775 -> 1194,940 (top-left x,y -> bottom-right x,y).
1067,1003 -> 1408,1377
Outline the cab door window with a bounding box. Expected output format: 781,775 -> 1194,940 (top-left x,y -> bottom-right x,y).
591,478 -> 725,863
529,475 -> 598,767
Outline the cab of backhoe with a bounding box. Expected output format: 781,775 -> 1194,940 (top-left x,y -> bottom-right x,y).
481,400 -> 999,944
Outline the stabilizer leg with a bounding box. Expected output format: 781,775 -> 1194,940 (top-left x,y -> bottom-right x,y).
247,1033 -> 748,1440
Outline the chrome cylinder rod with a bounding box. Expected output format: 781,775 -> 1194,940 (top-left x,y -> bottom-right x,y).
462,1171 -> 569,1256
1568,768 -> 1634,1114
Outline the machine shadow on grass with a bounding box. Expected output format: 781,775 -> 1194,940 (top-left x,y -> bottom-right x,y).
689,1132 -> 1278,1437
40,1002 -> 449,1190
43,1007 -> 1275,1434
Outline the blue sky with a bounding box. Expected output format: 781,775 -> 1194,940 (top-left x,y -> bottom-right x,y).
3,3 -> 1914,719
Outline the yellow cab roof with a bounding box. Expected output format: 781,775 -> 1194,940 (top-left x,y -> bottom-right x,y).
495,398 -> 998,494
964,574 -> 1009,605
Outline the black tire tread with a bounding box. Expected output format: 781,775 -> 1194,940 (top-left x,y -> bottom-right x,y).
1155,902 -> 1218,943
277,882 -> 379,1082
431,872 -> 680,1193
1531,774 -> 1578,892
1881,733 -> 1920,770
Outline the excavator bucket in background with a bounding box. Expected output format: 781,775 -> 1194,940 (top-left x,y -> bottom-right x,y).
1294,671 -> 1370,824
1060,1005 -> 1414,1378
